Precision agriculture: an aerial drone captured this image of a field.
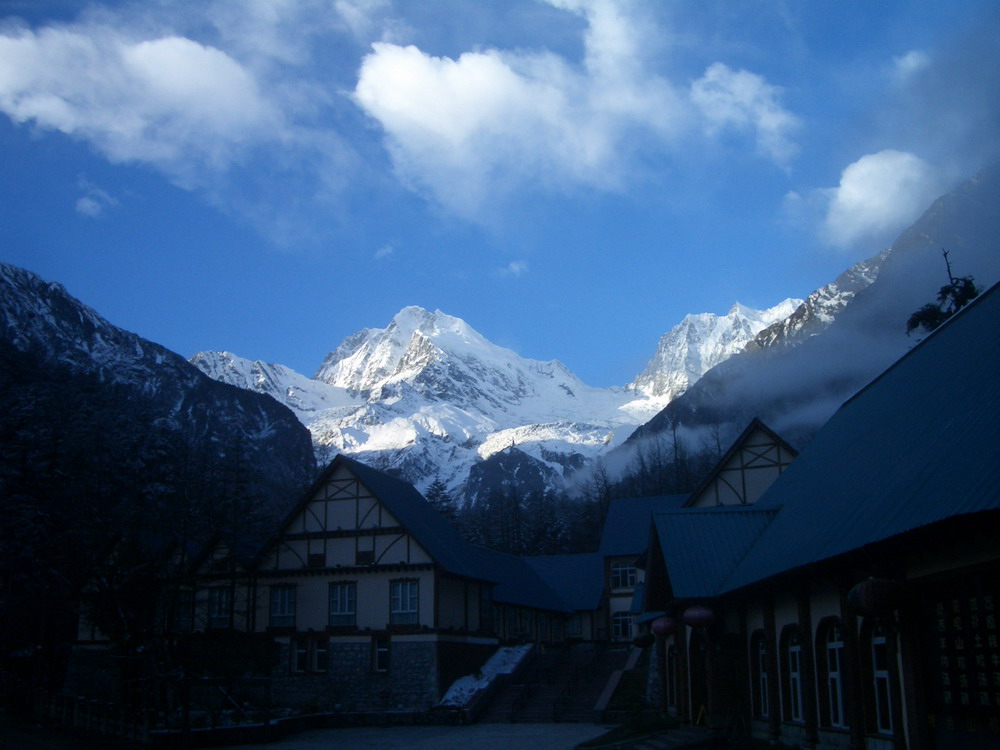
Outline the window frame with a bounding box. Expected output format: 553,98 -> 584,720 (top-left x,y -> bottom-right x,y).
610,562 -> 637,590
816,618 -> 847,729
269,584 -> 297,629
372,634 -> 390,672
390,579 -> 419,626
207,586 -> 233,630
611,611 -> 635,640
291,634 -> 329,674
869,622 -> 894,734
329,581 -> 357,627
780,625 -> 805,723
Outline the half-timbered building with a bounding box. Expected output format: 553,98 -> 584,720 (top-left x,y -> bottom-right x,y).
245,454 -> 549,711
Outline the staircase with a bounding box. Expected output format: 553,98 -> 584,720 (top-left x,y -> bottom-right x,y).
477,643 -> 631,723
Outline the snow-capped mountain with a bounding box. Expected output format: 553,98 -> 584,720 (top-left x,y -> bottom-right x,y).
192,296 -> 830,505
747,249 -> 889,352
193,307 -> 652,503
630,299 -> 802,402
628,163 -> 1000,453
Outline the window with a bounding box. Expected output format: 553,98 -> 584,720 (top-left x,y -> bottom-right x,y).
390,580 -> 418,625
293,636 -> 307,673
749,630 -> 769,717
329,582 -> 357,627
612,611 -> 634,640
610,562 -> 637,589
269,585 -> 296,628
780,626 -> 804,722
870,623 -> 893,734
356,539 -> 375,565
788,632 -> 803,722
372,635 -> 390,672
292,635 -> 329,673
817,619 -> 846,728
207,586 -> 232,629
314,637 -> 329,672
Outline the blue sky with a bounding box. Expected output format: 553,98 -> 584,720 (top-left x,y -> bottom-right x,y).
2,0 -> 999,387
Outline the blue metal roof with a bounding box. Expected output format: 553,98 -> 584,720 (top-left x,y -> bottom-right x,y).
653,506 -> 780,598
599,494 -> 688,558
473,546 -> 573,613
722,282 -> 1000,593
525,553 -> 604,611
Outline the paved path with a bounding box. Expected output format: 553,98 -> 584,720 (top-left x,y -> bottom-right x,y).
222,723 -> 614,750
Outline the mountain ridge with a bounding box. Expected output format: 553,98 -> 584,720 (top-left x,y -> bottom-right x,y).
626,163 -> 1000,455
191,294 -> 845,505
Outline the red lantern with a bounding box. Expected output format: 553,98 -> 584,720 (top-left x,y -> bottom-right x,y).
682,604 -> 715,628
848,578 -> 898,617
651,616 -> 678,636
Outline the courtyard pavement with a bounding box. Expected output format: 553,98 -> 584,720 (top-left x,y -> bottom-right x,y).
221,722 -> 614,750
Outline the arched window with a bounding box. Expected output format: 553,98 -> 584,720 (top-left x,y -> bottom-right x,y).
868,622 -> 894,734
749,630 -> 769,717
815,618 -> 846,728
780,626 -> 805,723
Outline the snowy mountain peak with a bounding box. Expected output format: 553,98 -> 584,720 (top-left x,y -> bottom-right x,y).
390,306 -> 483,345
629,297 -> 803,400
747,249 -> 890,352
313,305 -> 544,404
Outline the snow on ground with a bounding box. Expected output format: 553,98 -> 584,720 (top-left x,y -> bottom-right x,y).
437,644 -> 533,707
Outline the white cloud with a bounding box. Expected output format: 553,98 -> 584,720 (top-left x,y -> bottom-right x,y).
821,150 -> 946,248
0,25 -> 282,183
75,177 -> 119,218
499,261 -> 528,277
375,244 -> 394,259
353,0 -> 796,218
690,62 -> 800,166
892,50 -> 931,82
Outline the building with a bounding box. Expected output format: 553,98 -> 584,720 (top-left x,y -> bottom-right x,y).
640,283 -> 1000,749
598,495 -> 687,642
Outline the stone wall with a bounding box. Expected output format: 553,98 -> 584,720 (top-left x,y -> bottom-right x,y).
270,638 -> 442,713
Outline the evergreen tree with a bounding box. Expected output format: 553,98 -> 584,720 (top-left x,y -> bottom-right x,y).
907,249 -> 980,335
425,476 -> 458,523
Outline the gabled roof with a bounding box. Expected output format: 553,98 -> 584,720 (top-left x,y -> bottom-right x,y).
652,506 -> 780,599
722,282 -> 1000,593
524,553 -> 604,611
599,495 -> 688,558
261,454 -> 492,582
683,417 -> 797,507
473,546 -> 574,613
